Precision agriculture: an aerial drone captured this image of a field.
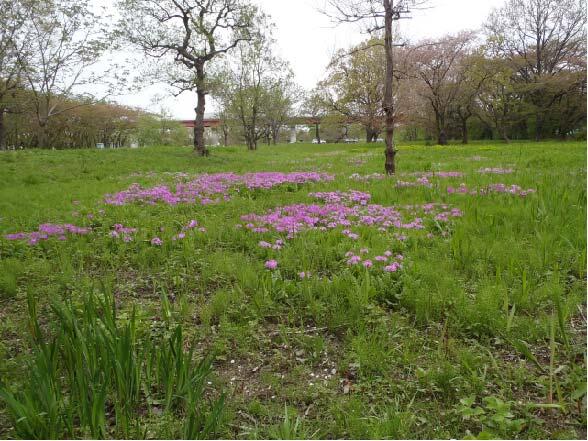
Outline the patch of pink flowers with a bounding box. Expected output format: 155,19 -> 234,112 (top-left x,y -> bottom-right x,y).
265,259 -> 278,270
447,183 -> 535,197
104,172 -> 334,206
349,173 -> 386,182
308,190 -> 371,206
396,172 -> 464,189
151,237 -> 163,246
5,223 -> 91,245
409,171 -> 465,178
478,167 -> 514,174
346,248 -> 404,273
259,239 -> 284,250
172,219 -> 206,240
396,176 -> 433,188
109,224 -> 137,242
241,203 -> 433,238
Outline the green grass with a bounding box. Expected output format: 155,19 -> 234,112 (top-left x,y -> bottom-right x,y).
0,140 -> 586,439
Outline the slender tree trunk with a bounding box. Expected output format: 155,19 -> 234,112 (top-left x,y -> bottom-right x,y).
500,126 -> 511,143
38,121 -> 49,149
383,0 -> 396,175
315,122 -> 320,144
271,126 -> 279,145
459,111 -> 471,144
194,64 -> 209,156
436,113 -> 448,145
535,111 -> 543,142
366,126 -> 374,143
461,118 -> 469,144
0,110 -> 6,151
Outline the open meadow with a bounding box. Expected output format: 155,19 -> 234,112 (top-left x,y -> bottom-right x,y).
0,141 -> 586,439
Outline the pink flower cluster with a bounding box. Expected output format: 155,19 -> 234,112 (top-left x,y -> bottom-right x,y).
308,190 -> 371,206
345,249 -> 404,272
447,183 -> 535,197
109,224 -> 137,242
409,171 -> 465,178
5,223 -> 91,245
349,173 -> 386,182
259,239 -> 284,250
265,259 -> 278,270
485,183 -> 535,196
104,172 -> 334,206
478,167 -> 514,174
396,176 -> 433,188
172,219 -> 206,241
240,201 -> 458,239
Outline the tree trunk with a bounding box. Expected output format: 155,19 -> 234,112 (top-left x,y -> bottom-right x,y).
315,122 -> 320,144
438,130 -> 448,145
194,65 -> 209,156
461,117 -> 468,144
0,110 -> 6,151
366,126 -> 377,143
436,112 -> 448,145
383,0 -> 396,175
38,121 -> 49,149
223,127 -> 228,146
501,127 -> 511,143
535,111 -> 543,142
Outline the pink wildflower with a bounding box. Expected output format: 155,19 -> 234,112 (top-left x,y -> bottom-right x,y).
265,259 -> 278,270
347,255 -> 361,265
151,237 -> 163,246
384,262 -> 401,272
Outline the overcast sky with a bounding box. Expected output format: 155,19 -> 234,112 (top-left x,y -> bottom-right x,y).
110,0 -> 507,119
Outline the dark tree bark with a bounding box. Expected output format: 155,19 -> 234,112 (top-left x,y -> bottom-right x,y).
315,122 -> 321,144
223,128 -> 229,146
460,117 -> 468,144
365,126 -> 380,142
383,0 -> 397,174
323,0 -> 425,172
438,129 -> 447,145
0,110 -> 6,150
193,64 -> 209,156
120,0 -> 255,156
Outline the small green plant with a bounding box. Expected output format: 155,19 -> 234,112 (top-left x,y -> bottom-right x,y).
457,396 -> 526,438
0,290 -> 225,439
268,406 -> 311,440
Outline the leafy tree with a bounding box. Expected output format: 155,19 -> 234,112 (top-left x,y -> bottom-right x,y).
320,39 -> 385,143
408,32 -> 475,145
322,0 -> 427,174
485,0 -> 587,140
473,57 -> 525,142
218,25 -> 297,150
19,0 -> 111,148
0,0 -> 29,150
301,89 -> 328,143
118,0 -> 258,156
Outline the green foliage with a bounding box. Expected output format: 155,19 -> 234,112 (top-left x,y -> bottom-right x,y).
0,290 -> 224,439
0,140 -> 585,439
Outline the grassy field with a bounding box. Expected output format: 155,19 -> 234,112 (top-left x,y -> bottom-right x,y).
0,141 -> 586,439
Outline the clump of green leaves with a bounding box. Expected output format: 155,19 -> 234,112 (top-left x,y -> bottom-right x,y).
0,290 -> 224,439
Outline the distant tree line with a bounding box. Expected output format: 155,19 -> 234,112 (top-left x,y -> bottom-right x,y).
313,0 -> 586,144
0,0 -> 585,152
2,90 -> 189,149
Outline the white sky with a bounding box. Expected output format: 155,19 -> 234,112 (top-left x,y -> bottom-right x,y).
109,0 -> 507,119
